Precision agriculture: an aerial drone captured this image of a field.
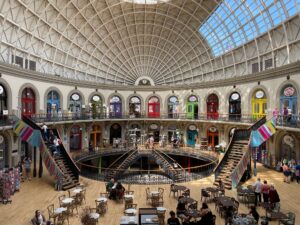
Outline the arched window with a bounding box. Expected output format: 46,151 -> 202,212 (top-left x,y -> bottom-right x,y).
280,85 -> 298,123
252,89 -> 267,119
168,96 -> 179,118
69,93 -> 82,115
109,96 -> 122,118
229,92 -> 241,120
0,84 -> 8,117
186,95 -> 198,119
90,94 -> 103,119
207,94 -> 219,119
47,90 -> 60,117
21,88 -> 35,116
148,96 -> 160,118
129,96 -> 141,118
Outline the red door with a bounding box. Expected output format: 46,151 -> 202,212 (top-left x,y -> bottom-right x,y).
148,97 -> 160,118
207,127 -> 219,148
21,88 -> 36,116
207,94 -> 219,119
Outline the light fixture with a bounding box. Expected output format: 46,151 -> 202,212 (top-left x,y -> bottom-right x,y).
287,75 -> 290,80
258,81 -> 260,85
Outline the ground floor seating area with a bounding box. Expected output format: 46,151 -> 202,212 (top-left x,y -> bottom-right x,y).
0,163 -> 298,225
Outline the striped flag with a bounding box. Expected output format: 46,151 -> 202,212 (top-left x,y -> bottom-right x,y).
251,117 -> 276,147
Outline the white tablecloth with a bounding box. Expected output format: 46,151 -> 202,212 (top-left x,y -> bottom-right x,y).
125,208 -> 137,214
54,207 -> 67,214
72,188 -> 82,194
62,197 -> 74,204
97,197 -> 108,202
89,212 -> 100,219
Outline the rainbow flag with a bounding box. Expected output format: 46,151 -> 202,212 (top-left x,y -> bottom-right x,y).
251,117 -> 276,147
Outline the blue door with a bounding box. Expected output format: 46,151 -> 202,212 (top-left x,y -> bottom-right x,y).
187,130 -> 197,147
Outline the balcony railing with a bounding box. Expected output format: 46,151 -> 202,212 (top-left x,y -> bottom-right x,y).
25,112 -> 263,124
0,115 -> 19,127
276,115 -> 300,128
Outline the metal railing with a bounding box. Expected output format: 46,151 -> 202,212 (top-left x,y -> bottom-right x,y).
75,147 -> 218,184
0,115 -> 18,127
276,115 -> 300,128
25,112 -> 262,124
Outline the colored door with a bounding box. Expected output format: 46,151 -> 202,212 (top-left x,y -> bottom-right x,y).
21,88 -> 35,116
229,92 -> 241,120
252,90 -> 267,119
187,130 -> 197,147
187,103 -> 198,119
148,97 -> 160,118
207,94 -> 219,119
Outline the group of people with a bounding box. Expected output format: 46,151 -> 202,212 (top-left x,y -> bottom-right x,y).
31,210 -> 52,225
281,158 -> 300,183
172,196 -> 215,225
106,178 -> 125,200
252,178 -> 281,211
41,123 -> 62,156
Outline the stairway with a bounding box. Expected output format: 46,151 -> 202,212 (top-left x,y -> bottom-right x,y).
214,117 -> 266,189
214,140 -> 249,189
22,116 -> 80,190
152,150 -> 183,182
105,150 -> 139,180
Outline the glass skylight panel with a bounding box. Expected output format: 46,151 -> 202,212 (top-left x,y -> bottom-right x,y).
199,0 -> 300,57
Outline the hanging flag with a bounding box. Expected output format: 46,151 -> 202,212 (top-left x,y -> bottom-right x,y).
251,117 -> 276,147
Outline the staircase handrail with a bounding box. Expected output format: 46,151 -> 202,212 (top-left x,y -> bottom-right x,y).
213,128 -> 243,176
155,149 -> 184,171
153,150 -> 177,176
116,150 -> 138,170
54,129 -> 81,177
107,148 -> 134,169
22,115 -> 80,179
248,116 -> 266,131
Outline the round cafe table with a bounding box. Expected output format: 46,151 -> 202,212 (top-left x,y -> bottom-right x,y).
151,191 -> 159,196
72,188 -> 82,194
54,207 -> 67,214
89,212 -> 100,219
62,197 -> 74,204
156,207 -> 166,212
124,194 -> 134,199
97,197 -> 108,202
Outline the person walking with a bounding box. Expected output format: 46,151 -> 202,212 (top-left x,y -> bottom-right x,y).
23,157 -> 32,181
261,180 -> 270,202
282,163 -> 290,183
41,123 -> 48,142
252,177 -> 262,206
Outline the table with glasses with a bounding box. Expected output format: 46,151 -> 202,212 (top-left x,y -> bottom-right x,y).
62,197 -> 74,205
173,185 -> 187,195
89,212 -> 100,219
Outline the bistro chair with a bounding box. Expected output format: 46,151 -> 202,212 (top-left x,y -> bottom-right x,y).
201,189 -> 211,203
157,209 -> 166,225
95,200 -> 107,216
169,184 -> 179,198
280,212 -> 295,225
124,203 -> 138,216
58,194 -> 67,207
47,204 -> 58,224
88,208 -> 99,225
146,187 -> 151,203
100,192 -> 109,198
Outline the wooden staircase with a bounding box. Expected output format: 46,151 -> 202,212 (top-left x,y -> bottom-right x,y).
22,116 -> 80,190
105,150 -> 139,180
214,117 -> 266,189
214,140 -> 249,189
152,150 -> 183,182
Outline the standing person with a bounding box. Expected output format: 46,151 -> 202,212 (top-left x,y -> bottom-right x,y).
269,184 -> 280,211
218,179 -> 225,195
149,136 -> 154,150
261,180 -> 270,202
282,163 -> 290,183
290,161 -> 296,182
296,163 -> 300,183
167,211 -> 181,225
23,157 -> 32,181
252,177 -> 262,206
53,136 -> 61,155
41,123 -> 48,142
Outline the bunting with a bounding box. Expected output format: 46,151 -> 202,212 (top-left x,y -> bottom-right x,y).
251,117 -> 276,148
13,118 -> 63,180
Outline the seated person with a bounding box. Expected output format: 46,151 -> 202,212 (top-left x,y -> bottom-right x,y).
115,181 -> 125,200
167,211 -> 181,225
249,206 -> 260,223
176,196 -> 186,218
106,178 -> 115,193
196,203 -> 214,225
31,210 -> 49,225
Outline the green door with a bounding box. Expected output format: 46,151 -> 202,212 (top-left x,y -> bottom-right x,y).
186,103 -> 198,119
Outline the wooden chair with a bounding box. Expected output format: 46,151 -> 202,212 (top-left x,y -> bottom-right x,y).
124,203 -> 138,216
68,189 -> 77,199
280,212 -> 295,225
158,188 -> 164,200
201,189 -> 211,203
56,210 -> 69,225
95,200 -> 107,216
146,187 -> 151,203
88,208 -> 99,225
182,189 -> 190,198
47,204 -> 58,224
157,209 -> 166,225
58,194 -> 67,207
68,200 -> 78,215
169,184 -> 179,198
79,189 -> 86,204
